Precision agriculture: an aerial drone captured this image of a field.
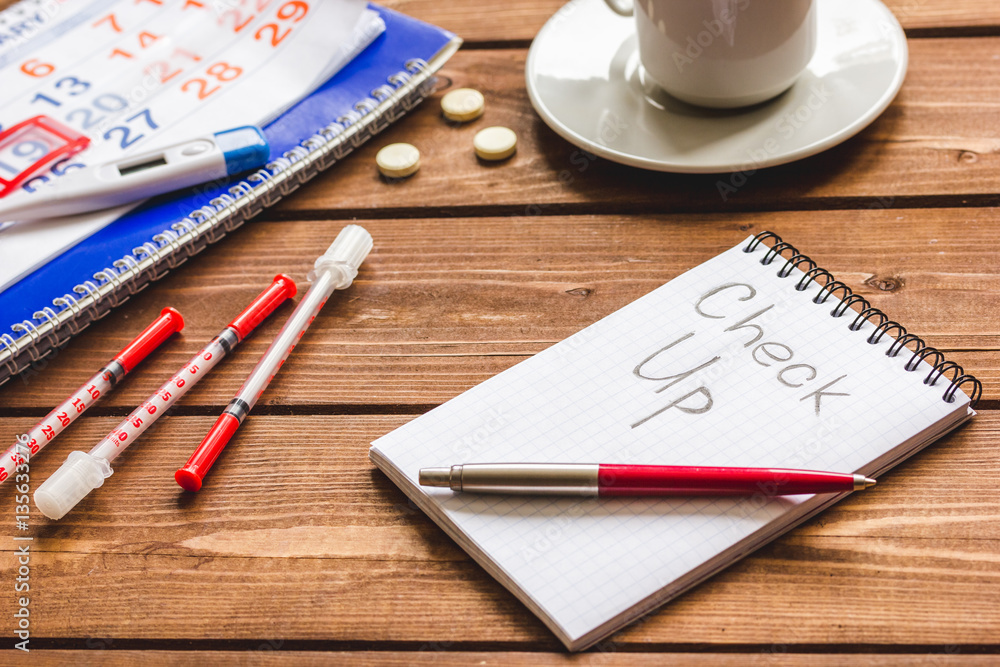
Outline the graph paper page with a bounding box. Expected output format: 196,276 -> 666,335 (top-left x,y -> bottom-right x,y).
371,236 -> 970,643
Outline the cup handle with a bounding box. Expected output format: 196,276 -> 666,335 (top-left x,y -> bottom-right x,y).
602,0 -> 633,17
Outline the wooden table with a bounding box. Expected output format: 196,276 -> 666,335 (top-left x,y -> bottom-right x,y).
2,0 -> 999,664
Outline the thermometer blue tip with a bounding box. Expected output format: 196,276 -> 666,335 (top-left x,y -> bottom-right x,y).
215,126 -> 270,175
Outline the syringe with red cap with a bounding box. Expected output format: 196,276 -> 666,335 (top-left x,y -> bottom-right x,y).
33,274 -> 296,520
1,307 -> 184,485
175,225 -> 373,492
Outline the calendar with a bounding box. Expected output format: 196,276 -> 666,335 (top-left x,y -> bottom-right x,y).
0,0 -> 382,289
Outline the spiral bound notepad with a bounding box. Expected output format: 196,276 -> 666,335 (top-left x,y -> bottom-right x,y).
370,231 -> 982,651
0,3 -> 459,386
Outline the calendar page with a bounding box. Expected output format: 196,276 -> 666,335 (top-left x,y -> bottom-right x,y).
0,0 -> 382,290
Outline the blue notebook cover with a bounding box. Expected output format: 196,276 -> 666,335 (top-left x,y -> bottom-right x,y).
0,4 -> 455,343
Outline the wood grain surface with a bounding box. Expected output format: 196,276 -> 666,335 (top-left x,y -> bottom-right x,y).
2,212 -> 998,411
384,0 -> 1000,43
6,652 -> 999,666
0,0 -> 997,661
0,411 -> 997,647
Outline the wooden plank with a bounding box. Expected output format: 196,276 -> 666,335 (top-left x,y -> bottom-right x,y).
3,532 -> 998,645
381,0 -> 1000,43
0,413 -> 996,645
2,0 -> 1000,42
1,211 -> 996,409
8,651 -> 1000,666
1,413 -> 997,552
276,41 -> 1000,215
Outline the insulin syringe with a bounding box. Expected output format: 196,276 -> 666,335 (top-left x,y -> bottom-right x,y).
1,307 -> 183,485
175,225 -> 373,491
34,275 -> 296,520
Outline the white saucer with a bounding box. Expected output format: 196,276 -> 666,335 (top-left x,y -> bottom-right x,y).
525,0 -> 908,173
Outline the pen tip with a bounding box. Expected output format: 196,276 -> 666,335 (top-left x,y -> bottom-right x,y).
853,473 -> 878,490
419,467 -> 451,487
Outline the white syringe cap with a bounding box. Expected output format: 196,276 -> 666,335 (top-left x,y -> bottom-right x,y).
307,224 -> 373,288
34,451 -> 113,520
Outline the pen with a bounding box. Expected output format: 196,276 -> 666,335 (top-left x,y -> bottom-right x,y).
418,464 -> 877,496
0,307 -> 183,484
0,126 -> 269,222
174,225 -> 373,491
33,275 -> 295,520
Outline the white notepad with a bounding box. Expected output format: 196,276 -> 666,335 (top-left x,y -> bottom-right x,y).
370,233 -> 978,651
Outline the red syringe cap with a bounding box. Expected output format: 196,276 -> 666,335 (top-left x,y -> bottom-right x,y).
228,274 -> 297,341
114,307 -> 185,372
175,412 -> 241,491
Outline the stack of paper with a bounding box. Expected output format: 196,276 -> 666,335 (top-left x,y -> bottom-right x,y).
0,0 -> 383,290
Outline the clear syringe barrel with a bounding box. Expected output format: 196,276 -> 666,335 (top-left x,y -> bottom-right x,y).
0,307 -> 183,484
2,368 -> 117,483
173,225 -> 372,492
231,225 -> 373,414
90,334 -> 233,463
233,273 -> 333,412
34,275 -> 296,520
31,334 -> 234,521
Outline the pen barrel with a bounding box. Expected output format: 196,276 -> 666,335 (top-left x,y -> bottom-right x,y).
597,465 -> 859,496
451,463 -> 600,495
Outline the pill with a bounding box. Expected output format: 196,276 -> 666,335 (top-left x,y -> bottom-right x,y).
375,143 -> 420,178
441,87 -> 485,122
473,126 -> 517,161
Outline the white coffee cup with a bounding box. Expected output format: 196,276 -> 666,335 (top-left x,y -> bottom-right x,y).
603,0 -> 817,108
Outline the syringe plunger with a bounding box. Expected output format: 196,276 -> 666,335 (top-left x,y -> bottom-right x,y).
308,224 -> 373,286
34,451 -> 113,520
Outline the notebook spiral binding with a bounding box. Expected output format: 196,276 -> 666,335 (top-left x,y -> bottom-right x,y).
744,231 -> 982,407
0,53 -> 451,387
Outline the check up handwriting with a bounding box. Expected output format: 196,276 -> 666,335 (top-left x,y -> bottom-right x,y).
631,283 -> 850,428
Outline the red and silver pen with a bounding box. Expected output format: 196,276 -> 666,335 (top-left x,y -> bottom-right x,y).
418,464 -> 877,496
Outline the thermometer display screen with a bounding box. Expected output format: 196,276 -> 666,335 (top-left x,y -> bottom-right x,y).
118,156 -> 167,177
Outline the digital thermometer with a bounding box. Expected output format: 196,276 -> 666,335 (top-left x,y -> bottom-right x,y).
0,126 -> 269,222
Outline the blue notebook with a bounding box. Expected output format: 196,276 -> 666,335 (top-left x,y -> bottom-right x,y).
0,4 -> 459,386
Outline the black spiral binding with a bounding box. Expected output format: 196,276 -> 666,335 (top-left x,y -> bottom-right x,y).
0,54 -> 453,386
744,231 -> 983,407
